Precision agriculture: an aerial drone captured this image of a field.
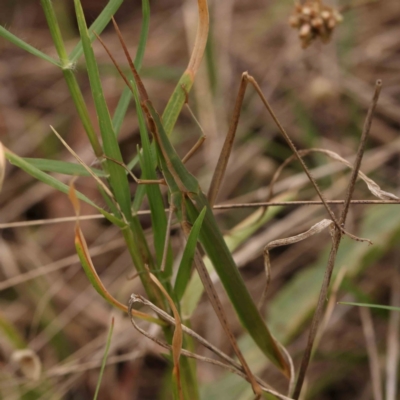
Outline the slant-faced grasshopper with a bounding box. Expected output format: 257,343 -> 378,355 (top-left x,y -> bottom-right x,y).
96,18 -> 290,386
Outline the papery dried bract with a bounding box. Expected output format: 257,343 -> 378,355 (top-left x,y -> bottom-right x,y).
11,349 -> 42,381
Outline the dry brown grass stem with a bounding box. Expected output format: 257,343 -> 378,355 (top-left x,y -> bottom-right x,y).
293,79 -> 382,399
1,199 -> 399,229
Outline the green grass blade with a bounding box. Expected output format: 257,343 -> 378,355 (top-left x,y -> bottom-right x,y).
203,204 -> 400,398
93,318 -> 114,400
112,86 -> 132,136
181,197 -> 290,317
339,302 -> 400,312
113,0 -> 150,136
0,25 -> 60,66
134,0 -> 150,71
5,149 -> 124,227
70,2 -> 161,302
69,0 -> 124,63
126,153 -> 139,171
22,158 -> 106,177
185,196 -> 288,373
62,70 -> 103,156
175,207 -> 207,301
6,150 -> 95,207
162,73 -> 194,137
41,0 -> 69,63
41,0 -> 102,156
74,0 -> 132,220
132,88 -> 173,276
161,0 -> 208,136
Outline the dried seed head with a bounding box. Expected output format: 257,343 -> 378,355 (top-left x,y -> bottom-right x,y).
311,17 -> 323,28
289,0 -> 343,48
289,15 -> 300,28
321,10 -> 331,20
327,17 -> 337,29
334,12 -> 343,23
299,23 -> 311,38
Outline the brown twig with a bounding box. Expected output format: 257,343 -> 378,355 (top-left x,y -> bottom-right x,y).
293,79 -> 382,399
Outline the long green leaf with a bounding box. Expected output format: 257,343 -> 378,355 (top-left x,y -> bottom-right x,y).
133,88 -> 174,277
175,207 -> 207,301
74,1 -> 164,308
5,149 -> 124,227
74,0 -> 131,220
202,204 -> 400,398
22,158 -> 106,177
0,25 -> 60,66
181,197 -> 290,317
41,0 -> 102,156
6,150 -> 95,206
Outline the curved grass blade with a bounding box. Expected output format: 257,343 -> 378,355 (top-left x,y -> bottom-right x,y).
162,0 -> 209,136
74,0 -> 132,220
5,147 -> 124,227
69,183 -> 163,325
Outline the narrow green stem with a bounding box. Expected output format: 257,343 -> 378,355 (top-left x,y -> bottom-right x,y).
40,0 -> 69,64
41,0 -> 103,156
62,70 -> 103,156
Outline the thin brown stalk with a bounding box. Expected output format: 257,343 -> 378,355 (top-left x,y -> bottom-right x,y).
207,73 -> 248,207
128,294 -> 292,400
182,228 -> 263,396
246,73 -> 372,244
1,200 -> 399,229
293,79 -> 382,399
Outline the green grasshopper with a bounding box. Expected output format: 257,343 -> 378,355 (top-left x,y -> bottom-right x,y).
96,18 -> 290,387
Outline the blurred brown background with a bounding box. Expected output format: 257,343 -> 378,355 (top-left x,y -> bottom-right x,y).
0,0 -> 399,399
